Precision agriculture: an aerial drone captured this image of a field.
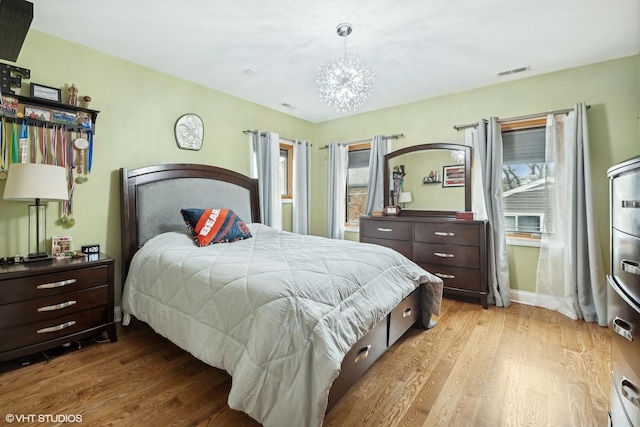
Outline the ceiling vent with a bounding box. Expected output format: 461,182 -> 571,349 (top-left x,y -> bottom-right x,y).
497,65 -> 530,77
0,0 -> 33,62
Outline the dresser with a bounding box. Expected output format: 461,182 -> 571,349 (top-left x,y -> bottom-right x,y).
360,215 -> 488,308
0,253 -> 116,362
607,156 -> 640,426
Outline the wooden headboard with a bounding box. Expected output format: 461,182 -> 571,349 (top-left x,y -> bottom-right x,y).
120,163 -> 260,282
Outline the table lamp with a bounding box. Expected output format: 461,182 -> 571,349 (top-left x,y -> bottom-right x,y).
3,163 -> 69,261
398,191 -> 412,208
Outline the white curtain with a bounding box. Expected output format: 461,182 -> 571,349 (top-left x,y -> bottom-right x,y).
364,135 -> 388,215
251,131 -> 282,230
327,142 -> 348,239
465,127 -> 487,220
535,103 -> 607,326
293,140 -> 311,235
476,118 -> 511,307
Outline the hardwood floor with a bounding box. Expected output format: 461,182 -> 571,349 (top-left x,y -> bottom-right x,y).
0,298 -> 610,426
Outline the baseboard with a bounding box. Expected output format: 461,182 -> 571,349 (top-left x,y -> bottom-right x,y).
509,289 -> 536,306
114,306 -> 122,323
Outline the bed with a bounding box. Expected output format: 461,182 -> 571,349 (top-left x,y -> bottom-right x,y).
119,163 -> 443,427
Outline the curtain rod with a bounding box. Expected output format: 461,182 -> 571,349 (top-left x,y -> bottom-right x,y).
242,129 -> 301,144
452,105 -> 591,131
319,133 -> 405,150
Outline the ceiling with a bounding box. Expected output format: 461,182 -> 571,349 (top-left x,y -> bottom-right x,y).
29,0 -> 640,123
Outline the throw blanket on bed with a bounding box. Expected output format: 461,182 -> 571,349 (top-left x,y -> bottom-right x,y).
122,224 -> 443,427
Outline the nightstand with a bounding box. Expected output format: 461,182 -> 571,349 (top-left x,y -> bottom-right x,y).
0,253 -> 116,362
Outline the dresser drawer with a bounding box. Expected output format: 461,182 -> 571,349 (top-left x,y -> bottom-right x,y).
414,242 -> 480,269
0,306 -> 108,352
414,221 -> 480,246
608,276 -> 640,379
388,289 -> 420,346
0,265 -> 109,305
612,229 -> 640,303
327,316 -> 387,408
611,341 -> 640,427
361,237 -> 412,259
419,263 -> 482,293
611,168 -> 640,236
0,285 -> 108,328
360,219 -> 412,241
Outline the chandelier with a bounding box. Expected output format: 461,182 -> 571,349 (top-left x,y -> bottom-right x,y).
451,150 -> 465,164
317,23 -> 375,113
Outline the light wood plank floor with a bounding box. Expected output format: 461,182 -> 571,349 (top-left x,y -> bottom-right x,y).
0,298 -> 610,426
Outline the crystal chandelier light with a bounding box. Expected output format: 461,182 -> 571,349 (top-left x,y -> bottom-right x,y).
317,23 -> 375,113
451,150 -> 465,164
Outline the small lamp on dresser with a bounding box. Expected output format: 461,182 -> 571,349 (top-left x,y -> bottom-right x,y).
3,163 -> 69,261
398,191 -> 412,208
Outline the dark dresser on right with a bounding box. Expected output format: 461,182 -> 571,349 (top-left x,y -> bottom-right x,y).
607,155 -> 640,427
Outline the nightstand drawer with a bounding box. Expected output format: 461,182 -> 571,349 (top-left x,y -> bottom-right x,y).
413,242 -> 480,268
360,219 -> 412,241
0,306 -> 108,352
0,285 -> 108,328
414,222 -> 480,246
0,265 -> 109,305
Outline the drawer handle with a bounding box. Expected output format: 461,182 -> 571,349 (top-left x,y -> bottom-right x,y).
434,231 -> 455,237
37,320 -> 76,334
621,378 -> 640,409
402,307 -> 412,318
435,273 -> 455,279
376,227 -> 393,232
37,278 -> 77,289
621,200 -> 640,208
434,252 -> 454,258
621,260 -> 640,276
613,317 -> 633,341
353,345 -> 371,364
37,300 -> 77,312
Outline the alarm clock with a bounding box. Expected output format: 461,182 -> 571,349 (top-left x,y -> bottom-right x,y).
81,244 -> 100,255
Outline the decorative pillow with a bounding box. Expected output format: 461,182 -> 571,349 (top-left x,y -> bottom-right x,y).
180,208 -> 252,246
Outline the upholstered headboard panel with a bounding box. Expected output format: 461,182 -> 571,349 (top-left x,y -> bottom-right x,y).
136,178 -> 254,245
120,163 -> 260,281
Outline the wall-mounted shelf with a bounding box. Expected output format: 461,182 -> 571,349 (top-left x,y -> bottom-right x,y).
0,94 -> 99,134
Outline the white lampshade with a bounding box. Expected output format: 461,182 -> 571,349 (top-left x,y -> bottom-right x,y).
3,163 -> 69,202
398,192 -> 412,204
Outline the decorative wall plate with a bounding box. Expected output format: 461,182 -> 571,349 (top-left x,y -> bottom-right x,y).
175,114 -> 204,150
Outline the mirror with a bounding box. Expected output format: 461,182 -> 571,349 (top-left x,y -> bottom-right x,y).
384,143 -> 471,216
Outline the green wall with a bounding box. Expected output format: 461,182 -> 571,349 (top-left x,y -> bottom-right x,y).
313,54 -> 639,292
0,30 -> 638,301
0,31 -> 315,304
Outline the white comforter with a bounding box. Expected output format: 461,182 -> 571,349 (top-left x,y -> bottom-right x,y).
122,224 -> 443,427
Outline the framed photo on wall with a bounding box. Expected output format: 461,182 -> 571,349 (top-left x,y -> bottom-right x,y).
442,165 -> 465,187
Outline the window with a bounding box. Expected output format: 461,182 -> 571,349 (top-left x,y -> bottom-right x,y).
346,143 -> 371,225
279,143 -> 292,199
501,118 -> 547,240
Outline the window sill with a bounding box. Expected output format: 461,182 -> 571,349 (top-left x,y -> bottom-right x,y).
506,236 -> 541,247
281,198 -> 292,204
345,224 -> 359,233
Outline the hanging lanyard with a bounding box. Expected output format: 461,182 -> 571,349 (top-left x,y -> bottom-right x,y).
0,117 -> 5,170
19,121 -> 28,163
11,122 -> 18,163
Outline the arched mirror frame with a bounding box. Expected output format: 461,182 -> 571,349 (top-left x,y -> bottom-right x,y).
384,143 -> 472,217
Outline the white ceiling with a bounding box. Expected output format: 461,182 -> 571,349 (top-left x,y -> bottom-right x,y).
29,0 -> 640,123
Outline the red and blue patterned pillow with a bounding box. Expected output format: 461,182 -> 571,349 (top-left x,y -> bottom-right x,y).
180,208 -> 252,246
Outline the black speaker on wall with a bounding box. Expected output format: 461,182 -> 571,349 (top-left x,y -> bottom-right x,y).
0,0 -> 33,62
